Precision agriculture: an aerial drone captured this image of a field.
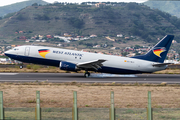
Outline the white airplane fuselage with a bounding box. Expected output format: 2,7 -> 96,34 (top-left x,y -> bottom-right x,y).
5,45 -> 167,74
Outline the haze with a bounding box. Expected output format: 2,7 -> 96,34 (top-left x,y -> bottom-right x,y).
0,0 -> 147,6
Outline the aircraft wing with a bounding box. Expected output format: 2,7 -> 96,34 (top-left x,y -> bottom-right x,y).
152,63 -> 173,67
77,59 -> 107,70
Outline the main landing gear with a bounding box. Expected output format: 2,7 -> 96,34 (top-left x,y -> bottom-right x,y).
19,65 -> 23,69
84,71 -> 90,78
19,63 -> 24,69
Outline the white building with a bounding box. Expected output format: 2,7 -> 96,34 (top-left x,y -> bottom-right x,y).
117,34 -> 123,37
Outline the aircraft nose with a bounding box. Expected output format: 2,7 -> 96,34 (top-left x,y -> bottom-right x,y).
4,50 -> 8,54
4,50 -> 11,56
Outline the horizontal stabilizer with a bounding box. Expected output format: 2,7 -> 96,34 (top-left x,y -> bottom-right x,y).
152,63 -> 173,67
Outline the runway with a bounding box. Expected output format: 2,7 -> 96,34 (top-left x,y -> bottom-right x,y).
0,73 -> 180,84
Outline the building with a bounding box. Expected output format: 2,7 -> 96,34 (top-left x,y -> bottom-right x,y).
93,45 -> 100,48
46,35 -> 52,39
19,31 -> 23,33
19,36 -> 27,40
64,33 -> 72,37
95,2 -> 106,7
11,45 -> 16,48
90,34 -> 97,38
117,34 -> 123,37
39,35 -> 43,40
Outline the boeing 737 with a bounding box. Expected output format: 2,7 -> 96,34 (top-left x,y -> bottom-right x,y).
5,35 -> 174,77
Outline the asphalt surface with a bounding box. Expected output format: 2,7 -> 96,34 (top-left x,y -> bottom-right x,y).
0,73 -> 179,84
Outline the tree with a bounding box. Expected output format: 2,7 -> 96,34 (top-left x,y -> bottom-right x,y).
130,27 -> 141,36
35,14 -> 50,21
148,13 -> 159,22
68,17 -> 84,29
115,47 -> 120,50
32,3 -> 38,6
16,14 -> 26,21
134,45 -> 141,49
122,52 -> 129,56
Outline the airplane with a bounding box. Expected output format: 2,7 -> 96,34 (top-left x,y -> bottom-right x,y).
4,35 -> 174,77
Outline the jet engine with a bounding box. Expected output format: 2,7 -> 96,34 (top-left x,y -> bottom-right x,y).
59,61 -> 78,72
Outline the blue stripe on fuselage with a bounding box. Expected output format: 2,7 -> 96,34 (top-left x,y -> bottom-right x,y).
5,53 -> 60,67
5,53 -> 144,74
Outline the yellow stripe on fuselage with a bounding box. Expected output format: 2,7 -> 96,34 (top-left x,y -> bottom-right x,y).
39,52 -> 50,58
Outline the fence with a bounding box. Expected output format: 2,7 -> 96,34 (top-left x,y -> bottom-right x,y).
0,91 -> 180,120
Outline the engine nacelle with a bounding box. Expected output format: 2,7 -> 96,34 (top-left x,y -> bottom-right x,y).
59,61 -> 77,72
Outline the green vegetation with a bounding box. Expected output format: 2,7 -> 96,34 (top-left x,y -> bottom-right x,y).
3,12 -> 16,19
16,14 -> 27,21
35,14 -> 50,21
0,0 -> 48,17
0,2 -> 180,43
68,17 -> 84,29
144,0 -> 180,18
0,56 -> 8,58
26,64 -> 42,70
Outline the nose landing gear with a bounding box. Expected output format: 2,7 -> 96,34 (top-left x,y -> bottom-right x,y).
18,62 -> 24,69
19,65 -> 23,69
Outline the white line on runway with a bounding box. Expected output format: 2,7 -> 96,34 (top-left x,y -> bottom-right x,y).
0,80 -> 42,82
0,73 -> 19,75
0,80 -> 178,84
69,81 -> 180,83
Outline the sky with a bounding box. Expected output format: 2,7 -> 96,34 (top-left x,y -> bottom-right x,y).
0,0 -> 148,7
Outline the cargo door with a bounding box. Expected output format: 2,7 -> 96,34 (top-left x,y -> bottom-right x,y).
24,47 -> 30,56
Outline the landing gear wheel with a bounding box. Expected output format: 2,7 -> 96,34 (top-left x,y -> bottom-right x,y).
84,72 -> 90,78
19,65 -> 23,69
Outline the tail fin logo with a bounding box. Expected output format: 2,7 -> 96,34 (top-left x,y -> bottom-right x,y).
38,49 -> 50,58
153,47 -> 166,58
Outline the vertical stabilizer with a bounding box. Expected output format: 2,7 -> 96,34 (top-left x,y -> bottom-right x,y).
131,35 -> 174,63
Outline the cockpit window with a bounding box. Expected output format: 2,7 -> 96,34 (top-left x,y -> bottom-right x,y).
14,48 -> 19,51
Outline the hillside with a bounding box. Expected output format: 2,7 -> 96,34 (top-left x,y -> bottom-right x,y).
144,0 -> 180,18
0,2 -> 180,44
0,0 -> 48,17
